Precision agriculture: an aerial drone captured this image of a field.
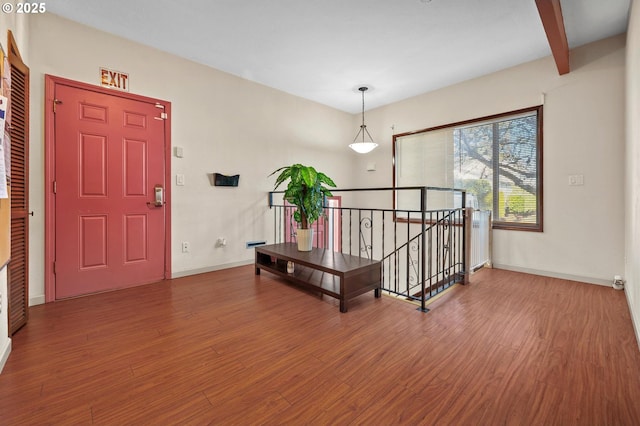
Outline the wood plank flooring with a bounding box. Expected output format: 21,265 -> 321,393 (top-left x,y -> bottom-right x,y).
1,266 -> 640,425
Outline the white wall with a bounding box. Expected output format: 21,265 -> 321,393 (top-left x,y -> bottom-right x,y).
353,35 -> 626,286
0,2 -> 30,373
27,13 -> 356,302
626,0 -> 640,347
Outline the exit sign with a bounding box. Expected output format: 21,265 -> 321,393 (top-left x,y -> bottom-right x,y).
100,67 -> 129,92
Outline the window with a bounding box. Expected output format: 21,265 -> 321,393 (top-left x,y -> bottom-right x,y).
394,106 -> 543,231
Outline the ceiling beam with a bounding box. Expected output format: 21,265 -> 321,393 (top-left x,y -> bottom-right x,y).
535,0 -> 570,75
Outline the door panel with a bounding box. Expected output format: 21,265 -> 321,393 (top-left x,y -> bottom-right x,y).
80,134 -> 107,195
124,139 -> 147,195
124,214 -> 147,262
80,215 -> 107,268
54,84 -> 166,299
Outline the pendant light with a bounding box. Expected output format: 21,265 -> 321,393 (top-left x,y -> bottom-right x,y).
349,86 -> 378,154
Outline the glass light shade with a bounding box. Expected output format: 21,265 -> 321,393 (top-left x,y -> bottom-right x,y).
349,141 -> 378,154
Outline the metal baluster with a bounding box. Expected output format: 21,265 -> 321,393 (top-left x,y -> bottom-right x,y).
420,187 -> 427,312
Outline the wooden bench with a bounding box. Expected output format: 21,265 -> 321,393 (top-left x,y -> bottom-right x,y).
255,243 -> 381,312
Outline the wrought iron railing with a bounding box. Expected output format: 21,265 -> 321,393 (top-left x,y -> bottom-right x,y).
268,187 -> 488,312
380,208 -> 464,311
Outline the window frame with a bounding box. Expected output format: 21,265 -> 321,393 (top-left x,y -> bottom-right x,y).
392,105 -> 544,232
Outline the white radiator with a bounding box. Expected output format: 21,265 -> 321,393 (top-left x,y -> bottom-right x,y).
470,210 -> 492,271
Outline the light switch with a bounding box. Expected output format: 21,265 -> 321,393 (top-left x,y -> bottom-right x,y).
174,146 -> 184,158
176,174 -> 185,186
568,174 -> 584,186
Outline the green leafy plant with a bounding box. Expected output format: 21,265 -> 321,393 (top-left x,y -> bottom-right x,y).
270,164 -> 336,229
508,194 -> 526,216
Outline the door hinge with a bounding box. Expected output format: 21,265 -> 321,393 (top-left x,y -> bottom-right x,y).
53,261 -> 56,274
53,98 -> 62,113
154,112 -> 168,120
53,181 -> 57,194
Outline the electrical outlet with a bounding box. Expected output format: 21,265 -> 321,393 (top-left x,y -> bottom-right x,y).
181,241 -> 190,253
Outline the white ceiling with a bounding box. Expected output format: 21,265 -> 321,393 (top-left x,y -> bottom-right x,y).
46,0 -> 630,114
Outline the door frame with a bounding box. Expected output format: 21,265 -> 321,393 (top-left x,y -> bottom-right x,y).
44,75 -> 172,302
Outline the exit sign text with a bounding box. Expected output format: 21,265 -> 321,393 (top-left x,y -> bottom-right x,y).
100,67 -> 129,92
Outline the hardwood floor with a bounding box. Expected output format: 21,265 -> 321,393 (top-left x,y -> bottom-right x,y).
1,266 -> 640,425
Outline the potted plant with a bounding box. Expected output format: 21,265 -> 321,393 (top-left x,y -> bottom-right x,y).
270,164 -> 336,251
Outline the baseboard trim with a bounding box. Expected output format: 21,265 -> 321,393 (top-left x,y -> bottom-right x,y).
29,295 -> 45,306
171,259 -> 254,279
491,263 -> 611,287
0,337 -> 11,374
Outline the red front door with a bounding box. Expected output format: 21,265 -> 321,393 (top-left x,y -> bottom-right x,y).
54,83 -> 167,299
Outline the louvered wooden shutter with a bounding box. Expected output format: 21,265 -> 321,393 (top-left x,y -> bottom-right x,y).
7,30 -> 29,335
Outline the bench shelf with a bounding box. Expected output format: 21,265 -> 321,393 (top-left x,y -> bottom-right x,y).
255,243 -> 381,312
